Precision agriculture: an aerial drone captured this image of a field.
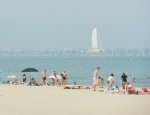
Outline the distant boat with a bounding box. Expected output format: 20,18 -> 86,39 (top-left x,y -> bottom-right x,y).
88,28 -> 103,52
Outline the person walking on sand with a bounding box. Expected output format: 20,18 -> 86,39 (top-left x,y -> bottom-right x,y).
121,73 -> 128,89
41,69 -> 47,85
92,67 -> 100,91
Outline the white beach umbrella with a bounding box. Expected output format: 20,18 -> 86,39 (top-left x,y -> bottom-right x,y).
49,75 -> 62,79
56,75 -> 62,79
7,75 -> 16,79
49,75 -> 55,79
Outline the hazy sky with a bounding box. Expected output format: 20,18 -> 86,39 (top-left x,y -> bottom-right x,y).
0,0 -> 150,50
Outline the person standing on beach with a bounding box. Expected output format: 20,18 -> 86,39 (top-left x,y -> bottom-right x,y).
107,73 -> 114,87
41,69 -> 47,85
22,74 -> 27,85
61,71 -> 68,85
121,73 -> 127,89
92,67 -> 100,91
51,71 -> 57,86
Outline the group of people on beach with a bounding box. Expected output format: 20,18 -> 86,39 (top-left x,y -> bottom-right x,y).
3,66 -> 150,95
10,70 -> 68,86
92,67 -> 150,95
38,69 -> 68,86
41,70 -> 68,86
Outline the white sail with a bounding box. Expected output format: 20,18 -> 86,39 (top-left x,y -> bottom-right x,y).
92,28 -> 98,49
88,28 -> 103,52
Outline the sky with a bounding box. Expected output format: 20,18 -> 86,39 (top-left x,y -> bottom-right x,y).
0,0 -> 150,50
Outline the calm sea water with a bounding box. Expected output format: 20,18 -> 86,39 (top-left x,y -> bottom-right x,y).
0,55 -> 150,87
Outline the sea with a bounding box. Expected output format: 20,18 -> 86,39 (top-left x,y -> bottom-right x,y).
0,49 -> 150,87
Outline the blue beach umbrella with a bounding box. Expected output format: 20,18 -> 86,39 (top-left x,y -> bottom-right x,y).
21,68 -> 39,81
21,68 -> 38,72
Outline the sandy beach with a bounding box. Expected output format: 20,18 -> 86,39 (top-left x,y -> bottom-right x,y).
0,85 -> 150,115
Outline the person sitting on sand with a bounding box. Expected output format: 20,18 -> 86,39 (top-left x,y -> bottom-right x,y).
64,82 -> 90,89
98,76 -> 104,88
29,78 -> 38,86
11,78 -> 21,85
125,82 -> 138,94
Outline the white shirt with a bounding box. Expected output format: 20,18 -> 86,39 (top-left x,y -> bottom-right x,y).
108,76 -> 114,81
93,69 -> 99,80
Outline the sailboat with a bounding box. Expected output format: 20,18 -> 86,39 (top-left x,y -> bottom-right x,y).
88,28 -> 103,52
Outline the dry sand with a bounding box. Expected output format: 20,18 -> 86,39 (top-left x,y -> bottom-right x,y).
0,84 -> 150,115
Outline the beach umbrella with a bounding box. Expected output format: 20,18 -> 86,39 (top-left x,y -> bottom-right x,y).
49,75 -> 62,79
49,75 -> 55,79
21,68 -> 38,72
57,75 -> 62,79
7,75 -> 16,79
21,68 -> 38,81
